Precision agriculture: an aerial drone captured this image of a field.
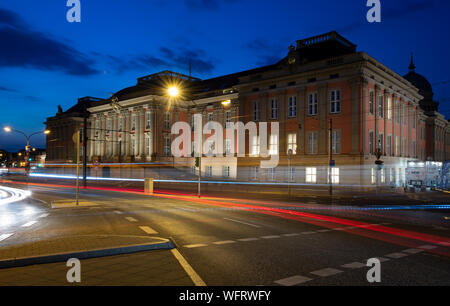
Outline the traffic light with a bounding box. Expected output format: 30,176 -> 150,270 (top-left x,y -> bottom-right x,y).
25,145 -> 31,152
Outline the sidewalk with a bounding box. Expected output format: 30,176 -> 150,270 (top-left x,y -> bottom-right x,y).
0,235 -> 194,286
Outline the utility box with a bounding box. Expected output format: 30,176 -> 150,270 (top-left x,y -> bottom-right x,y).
145,178 -> 154,194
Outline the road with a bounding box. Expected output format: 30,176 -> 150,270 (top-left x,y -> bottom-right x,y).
0,181 -> 449,286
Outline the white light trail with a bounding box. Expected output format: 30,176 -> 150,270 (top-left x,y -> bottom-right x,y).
0,186 -> 31,205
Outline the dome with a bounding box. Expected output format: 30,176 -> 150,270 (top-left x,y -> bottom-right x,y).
403,54 -> 433,94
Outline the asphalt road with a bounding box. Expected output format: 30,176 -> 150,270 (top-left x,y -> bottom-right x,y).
0,182 -> 449,286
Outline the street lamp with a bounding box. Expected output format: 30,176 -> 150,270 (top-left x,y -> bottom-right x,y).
3,126 -> 50,175
168,86 -> 179,98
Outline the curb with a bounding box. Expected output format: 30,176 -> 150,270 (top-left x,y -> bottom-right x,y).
0,239 -> 175,269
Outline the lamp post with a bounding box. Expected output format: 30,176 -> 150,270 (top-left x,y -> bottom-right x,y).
3,127 -> 50,176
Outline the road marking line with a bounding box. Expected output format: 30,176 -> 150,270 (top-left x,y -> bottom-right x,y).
38,213 -> 49,218
310,268 -> 343,277
0,233 -> 13,242
237,238 -> 260,242
113,210 -> 123,215
301,231 -> 316,235
184,244 -> 208,248
274,275 -> 312,286
213,240 -> 236,245
171,248 -> 206,286
403,248 -> 424,254
282,233 -> 300,237
261,235 -> 281,239
139,226 -> 158,235
316,229 -> 331,233
22,221 -> 37,227
419,245 -> 438,250
385,252 -> 409,259
341,262 -> 366,269
125,217 -> 138,222
223,218 -> 261,228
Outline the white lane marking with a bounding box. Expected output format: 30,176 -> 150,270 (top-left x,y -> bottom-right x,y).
316,229 -> 331,233
213,240 -> 236,245
223,218 -> 261,228
282,233 -> 300,237
184,244 -> 208,248
385,252 -> 408,259
419,245 -> 438,250
171,248 -> 206,286
403,248 -> 424,254
125,217 -> 138,222
261,235 -> 281,239
341,262 -> 366,269
0,233 -> 13,242
274,275 -> 312,286
113,210 -> 123,215
38,213 -> 49,218
310,268 -> 343,277
237,238 -> 259,242
301,231 -> 316,235
139,226 -> 158,235
22,221 -> 37,227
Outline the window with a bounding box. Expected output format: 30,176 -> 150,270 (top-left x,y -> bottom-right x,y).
306,168 -> 317,183
288,96 -> 297,118
371,168 -> 376,184
225,111 -> 232,126
411,110 -> 416,128
269,134 -> 278,155
378,133 -> 384,154
206,140 -> 214,155
118,116 -> 123,132
270,99 -> 278,119
253,101 -> 260,121
208,112 -> 214,122
328,168 -> 339,184
386,135 -> 392,156
287,133 -> 297,155
164,135 -> 171,156
191,115 -> 196,131
223,166 -> 230,178
395,136 -> 400,156
225,139 -> 232,155
401,137 -> 406,156
369,90 -> 374,115
268,168 -> 276,181
389,168 -> 394,183
380,168 -> 385,184
369,130 -> 374,154
131,138 -> 136,156
378,95 -> 384,118
253,167 -> 259,180
206,166 -> 212,177
288,166 -> 296,182
402,104 -> 406,125
387,97 -> 392,120
330,90 -> 341,114
145,112 -> 152,129
307,132 -> 318,154
164,113 -> 171,130
131,114 -> 137,131
251,135 -> 260,156
395,101 -> 400,124
308,93 -> 318,116
106,118 -> 112,133
332,130 -> 341,154
145,135 -> 151,156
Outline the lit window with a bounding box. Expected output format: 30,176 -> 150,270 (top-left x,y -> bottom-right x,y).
380,168 -> 385,183
369,90 -> 374,115
268,168 -> 276,181
306,168 -> 317,183
145,112 -> 152,130
332,130 -> 341,154
287,133 -> 297,155
387,97 -> 392,120
307,132 -> 318,154
223,166 -> 231,178
288,167 -> 296,182
131,138 -> 136,156
251,136 -> 260,156
206,166 -> 212,177
371,168 -> 376,184
145,135 -> 151,156
131,114 -> 137,131
269,134 -> 278,155
164,135 -> 171,156
164,113 -> 171,130
378,95 -> 384,118
328,168 -> 339,184
225,139 -> 232,155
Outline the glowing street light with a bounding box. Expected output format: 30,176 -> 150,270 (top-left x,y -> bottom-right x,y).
221,100 -> 231,106
168,86 -> 180,97
3,127 -> 11,132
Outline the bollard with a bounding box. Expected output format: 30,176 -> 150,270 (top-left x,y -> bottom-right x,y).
145,178 -> 154,195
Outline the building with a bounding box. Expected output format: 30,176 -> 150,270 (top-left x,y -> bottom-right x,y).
45,31 -> 450,188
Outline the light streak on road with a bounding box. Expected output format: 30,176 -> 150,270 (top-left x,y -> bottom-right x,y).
0,186 -> 31,205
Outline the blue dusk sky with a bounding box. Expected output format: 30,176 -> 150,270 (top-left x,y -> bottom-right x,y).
0,0 -> 449,151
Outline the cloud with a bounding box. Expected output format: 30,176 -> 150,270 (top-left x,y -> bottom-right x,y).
245,39 -> 286,66
0,85 -> 16,92
0,8 -> 99,76
107,47 -> 216,75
